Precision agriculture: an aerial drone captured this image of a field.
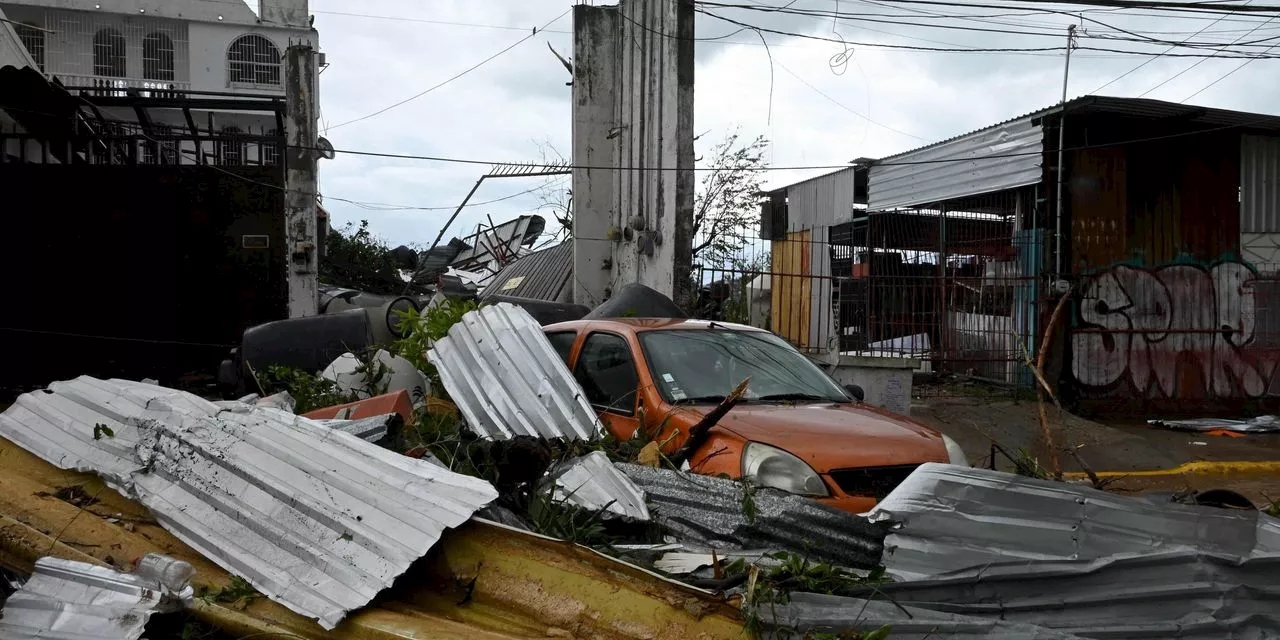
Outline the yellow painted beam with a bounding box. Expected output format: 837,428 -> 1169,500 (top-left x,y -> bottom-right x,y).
0,436 -> 744,640
1065,460 -> 1280,479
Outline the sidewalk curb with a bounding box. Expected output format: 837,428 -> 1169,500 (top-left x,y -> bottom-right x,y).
1065,460 -> 1280,479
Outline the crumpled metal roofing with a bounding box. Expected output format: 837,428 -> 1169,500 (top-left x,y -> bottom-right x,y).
618,463 -> 887,569
760,592 -> 1084,640
1149,415 -> 1280,433
0,556 -> 190,640
544,451 -> 650,520
868,463 -> 1280,580
314,413 -> 399,442
429,302 -> 602,440
764,550 -> 1280,639
0,376 -> 498,630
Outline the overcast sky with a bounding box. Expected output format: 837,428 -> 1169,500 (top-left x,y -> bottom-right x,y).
306,0 -> 1280,249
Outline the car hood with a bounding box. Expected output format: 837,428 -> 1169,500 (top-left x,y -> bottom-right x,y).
709,402 -> 948,472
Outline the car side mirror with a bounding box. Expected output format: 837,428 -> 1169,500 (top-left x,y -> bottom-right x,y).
844,384 -> 865,403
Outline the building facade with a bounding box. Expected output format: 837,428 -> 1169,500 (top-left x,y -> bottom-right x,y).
0,0 -> 317,97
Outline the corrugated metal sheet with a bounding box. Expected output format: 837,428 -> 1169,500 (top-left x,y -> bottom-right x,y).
429,302 -> 602,440
761,592 -> 1084,640
618,463 -> 888,569
545,451 -> 650,520
868,117 -> 1044,211
1242,135 -> 1280,233
787,167 -> 858,232
867,463 -> 1280,581
0,9 -> 38,70
0,556 -> 189,640
0,377 -> 499,630
766,551 -> 1280,639
480,241 -> 574,303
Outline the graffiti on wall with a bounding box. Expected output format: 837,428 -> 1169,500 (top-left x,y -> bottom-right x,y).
1071,261 -> 1280,399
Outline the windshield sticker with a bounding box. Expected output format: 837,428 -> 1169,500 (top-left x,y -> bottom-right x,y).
662,373 -> 675,382
670,387 -> 688,401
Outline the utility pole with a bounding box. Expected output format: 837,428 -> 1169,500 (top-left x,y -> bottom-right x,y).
1053,23 -> 1077,285
285,42 -> 319,318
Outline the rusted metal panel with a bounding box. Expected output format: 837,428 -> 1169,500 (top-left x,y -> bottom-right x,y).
1125,135 -> 1240,265
0,435 -> 744,640
1068,147 -> 1128,270
869,117 -> 1043,211
1242,135 -> 1280,234
0,377 -> 499,630
429,302 -> 602,440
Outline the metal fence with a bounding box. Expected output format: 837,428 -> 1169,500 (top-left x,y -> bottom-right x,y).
695,190 -> 1044,387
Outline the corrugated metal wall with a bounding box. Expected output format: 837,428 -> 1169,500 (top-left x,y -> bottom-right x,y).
787,167 -> 858,231
869,119 -> 1044,211
1242,135 -> 1280,234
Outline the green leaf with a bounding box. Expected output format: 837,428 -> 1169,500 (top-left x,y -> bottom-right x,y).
863,625 -> 893,640
93,423 -> 114,440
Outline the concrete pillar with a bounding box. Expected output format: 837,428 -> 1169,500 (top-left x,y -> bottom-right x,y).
572,0 -> 694,308
284,43 -> 318,318
571,5 -> 619,308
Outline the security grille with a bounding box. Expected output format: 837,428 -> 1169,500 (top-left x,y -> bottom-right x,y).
227,35 -> 281,86
12,22 -> 44,70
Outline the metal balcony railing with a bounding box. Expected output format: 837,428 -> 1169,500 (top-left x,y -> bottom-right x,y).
53,74 -> 191,98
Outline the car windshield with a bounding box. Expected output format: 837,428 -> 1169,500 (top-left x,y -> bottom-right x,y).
639,327 -> 850,404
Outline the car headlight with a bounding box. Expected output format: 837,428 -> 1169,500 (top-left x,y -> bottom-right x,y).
741,442 -> 829,497
942,434 -> 968,466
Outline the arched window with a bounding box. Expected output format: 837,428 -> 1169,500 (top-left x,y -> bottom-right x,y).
13,23 -> 44,71
143,33 -> 175,81
227,35 -> 281,86
218,126 -> 246,165
93,28 -> 126,78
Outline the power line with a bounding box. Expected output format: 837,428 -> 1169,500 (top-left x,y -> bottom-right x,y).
698,7 -> 1280,56
830,0 -> 1280,15
709,1 -> 1280,50
1091,0 -> 1246,92
1139,10 -> 1279,96
773,61 -> 927,140
311,114 -> 1280,171
326,8 -> 571,130
1181,33 -> 1280,99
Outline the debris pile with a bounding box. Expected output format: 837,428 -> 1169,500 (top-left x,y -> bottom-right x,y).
2,298 -> 1280,640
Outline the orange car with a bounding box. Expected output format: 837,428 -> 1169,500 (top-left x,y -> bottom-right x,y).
544,318 -> 966,514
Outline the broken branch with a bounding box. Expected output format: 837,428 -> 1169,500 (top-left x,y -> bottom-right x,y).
669,378 -> 751,467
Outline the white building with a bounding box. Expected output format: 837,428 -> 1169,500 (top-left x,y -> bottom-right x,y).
0,0 -> 318,97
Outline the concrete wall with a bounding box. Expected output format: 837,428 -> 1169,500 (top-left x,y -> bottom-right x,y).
830,355 -> 918,416
572,0 -> 694,307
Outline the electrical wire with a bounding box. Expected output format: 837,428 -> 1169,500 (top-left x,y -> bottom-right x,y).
706,1 -> 1280,50
696,6 -> 1280,57
1139,10 -> 1278,95
1089,0 -> 1245,93
310,113 -> 1280,170
326,8 -> 570,130
773,61 -> 927,140
1180,34 -> 1280,99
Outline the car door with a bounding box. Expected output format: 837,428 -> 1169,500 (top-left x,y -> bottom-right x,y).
572,331 -> 642,439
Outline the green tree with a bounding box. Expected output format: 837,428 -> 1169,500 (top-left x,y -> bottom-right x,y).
320,220 -> 419,295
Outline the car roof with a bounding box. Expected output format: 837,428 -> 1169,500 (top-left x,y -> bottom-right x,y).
543,318 -> 765,334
